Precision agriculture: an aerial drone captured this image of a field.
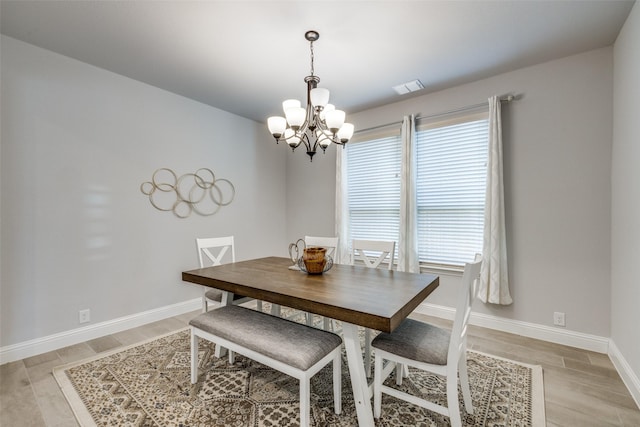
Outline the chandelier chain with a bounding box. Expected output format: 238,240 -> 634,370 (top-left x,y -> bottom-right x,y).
309,40 -> 315,76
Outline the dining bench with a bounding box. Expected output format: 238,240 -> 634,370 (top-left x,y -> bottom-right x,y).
189,304 -> 342,426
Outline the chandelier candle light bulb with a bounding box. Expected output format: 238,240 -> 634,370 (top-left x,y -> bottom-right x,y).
267,30 -> 354,161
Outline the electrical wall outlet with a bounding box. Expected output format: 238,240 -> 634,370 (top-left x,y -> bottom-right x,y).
553,311 -> 566,327
79,309 -> 91,324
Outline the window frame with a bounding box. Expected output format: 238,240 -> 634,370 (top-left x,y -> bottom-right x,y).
343,109 -> 489,272
344,126 -> 402,257
415,110 -> 489,269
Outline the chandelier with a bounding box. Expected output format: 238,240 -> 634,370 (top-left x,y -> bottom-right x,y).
267,30 -> 354,161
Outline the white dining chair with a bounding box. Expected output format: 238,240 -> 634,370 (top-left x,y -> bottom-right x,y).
351,239 -> 396,270
196,236 -> 263,313
272,236 -> 339,329
305,235 -> 339,260
372,255 -> 483,427
350,239 -> 396,377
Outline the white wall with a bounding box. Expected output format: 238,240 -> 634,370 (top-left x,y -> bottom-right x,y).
0,35 -> 288,347
287,47 -> 614,337
612,1 -> 640,395
285,148 -> 337,242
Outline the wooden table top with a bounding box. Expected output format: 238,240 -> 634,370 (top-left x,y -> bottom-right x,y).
182,256 -> 439,333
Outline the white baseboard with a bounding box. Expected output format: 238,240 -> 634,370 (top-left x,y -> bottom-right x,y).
609,340 -> 640,409
414,302 -> 610,353
0,298 -> 201,365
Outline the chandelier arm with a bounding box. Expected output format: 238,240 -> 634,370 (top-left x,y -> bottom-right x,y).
298,120 -> 311,140
300,132 -> 313,152
314,119 -> 338,143
278,129 -> 299,142
310,138 -> 319,153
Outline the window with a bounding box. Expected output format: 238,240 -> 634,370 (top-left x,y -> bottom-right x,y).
344,111 -> 489,267
346,132 -> 401,246
416,113 -> 489,265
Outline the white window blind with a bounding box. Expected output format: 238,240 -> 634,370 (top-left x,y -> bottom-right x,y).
416,113 -> 489,265
344,111 -> 488,268
346,133 -> 402,249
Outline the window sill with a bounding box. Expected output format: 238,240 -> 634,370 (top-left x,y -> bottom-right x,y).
419,263 -> 464,276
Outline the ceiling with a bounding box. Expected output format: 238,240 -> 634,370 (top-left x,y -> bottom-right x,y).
0,1 -> 635,124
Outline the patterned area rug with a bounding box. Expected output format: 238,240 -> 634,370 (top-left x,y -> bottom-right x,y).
54,324 -> 545,426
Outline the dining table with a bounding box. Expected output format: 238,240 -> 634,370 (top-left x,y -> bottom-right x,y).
182,256 -> 439,427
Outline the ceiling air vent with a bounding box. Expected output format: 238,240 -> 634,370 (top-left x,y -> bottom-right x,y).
393,79 -> 424,95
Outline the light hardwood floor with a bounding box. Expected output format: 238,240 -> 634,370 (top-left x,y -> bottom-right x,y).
1,310 -> 639,426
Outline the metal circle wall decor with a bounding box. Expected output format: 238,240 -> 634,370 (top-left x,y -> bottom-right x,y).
140,168 -> 235,218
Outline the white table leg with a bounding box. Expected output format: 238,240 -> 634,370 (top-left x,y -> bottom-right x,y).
342,322 -> 374,427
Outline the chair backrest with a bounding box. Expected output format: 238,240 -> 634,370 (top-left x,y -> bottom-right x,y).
304,236 -> 338,258
351,239 -> 396,270
448,254 -> 483,364
196,236 -> 236,268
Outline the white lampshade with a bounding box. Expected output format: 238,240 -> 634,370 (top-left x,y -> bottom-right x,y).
267,116 -> 287,137
282,99 -> 301,114
316,129 -> 332,148
310,88 -> 330,107
325,109 -> 346,131
337,123 -> 355,142
285,107 -> 306,128
284,128 -> 300,148
320,103 -> 335,121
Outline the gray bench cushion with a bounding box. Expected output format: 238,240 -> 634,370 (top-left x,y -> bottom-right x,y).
190,305 -> 342,371
371,318 -> 450,365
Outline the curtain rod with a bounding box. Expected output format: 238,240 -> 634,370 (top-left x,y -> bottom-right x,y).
353,94 -> 517,135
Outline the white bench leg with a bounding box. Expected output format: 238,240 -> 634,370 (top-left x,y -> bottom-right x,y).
190,330 -> 198,384
300,377 -> 310,427
365,328 -> 372,378
333,351 -> 342,414
396,362 -> 404,385
214,343 -> 227,358
374,353 -> 383,418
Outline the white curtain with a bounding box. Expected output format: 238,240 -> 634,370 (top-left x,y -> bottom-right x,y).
397,115 -> 420,273
479,96 -> 512,304
334,146 -> 350,265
